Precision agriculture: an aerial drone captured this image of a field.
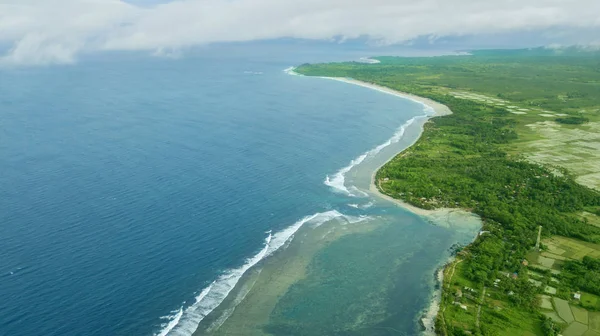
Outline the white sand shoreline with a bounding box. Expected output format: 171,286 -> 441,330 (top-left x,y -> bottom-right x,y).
322,77 -> 453,119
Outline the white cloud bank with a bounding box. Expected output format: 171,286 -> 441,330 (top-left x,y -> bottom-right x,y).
1,0 -> 599,65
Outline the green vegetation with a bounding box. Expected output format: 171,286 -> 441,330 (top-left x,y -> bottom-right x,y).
296,47 -> 600,335
562,257 -> 600,297
297,47 -> 600,190
555,116 -> 590,125
298,48 -> 600,116
582,293 -> 600,311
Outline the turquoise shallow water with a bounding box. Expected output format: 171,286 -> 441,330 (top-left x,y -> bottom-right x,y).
0,44 -> 477,336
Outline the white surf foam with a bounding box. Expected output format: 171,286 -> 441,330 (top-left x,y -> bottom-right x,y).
325,115 -> 427,196
155,233 -> 271,336
324,153 -> 367,196
156,308 -> 184,336
342,215 -> 371,225
205,270 -> 262,333
154,210 -> 352,336
347,201 -> 374,210
358,57 -> 381,64
348,186 -> 370,197
361,201 -> 374,209
309,210 -> 347,228
283,66 -> 299,76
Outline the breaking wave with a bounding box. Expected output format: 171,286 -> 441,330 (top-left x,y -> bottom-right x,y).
358,57 -> 381,64
325,115 -> 427,196
283,66 -> 299,76
153,210 -> 364,336
154,68 -> 433,336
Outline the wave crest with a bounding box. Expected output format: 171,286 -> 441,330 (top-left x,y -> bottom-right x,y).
325,115 -> 427,196
153,210 -> 355,336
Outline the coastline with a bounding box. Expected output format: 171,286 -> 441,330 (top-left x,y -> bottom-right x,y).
321,77 -> 453,119
286,67 -> 453,217
286,67 -> 459,218
304,73 -> 480,335
315,76 -> 473,220
180,68 -> 483,336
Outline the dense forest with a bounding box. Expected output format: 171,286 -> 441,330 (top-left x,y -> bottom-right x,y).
554,116 -> 589,124
561,256 -> 600,297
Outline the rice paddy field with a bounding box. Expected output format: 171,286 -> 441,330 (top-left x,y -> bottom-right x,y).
519,121 -> 600,190
536,282 -> 600,336
448,73 -> 600,191
543,236 -> 600,261
527,235 -> 600,336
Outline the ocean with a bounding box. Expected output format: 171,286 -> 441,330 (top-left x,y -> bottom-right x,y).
0,43 -> 479,336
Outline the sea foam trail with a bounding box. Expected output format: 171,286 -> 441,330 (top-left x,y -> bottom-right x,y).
358,57 -> 381,64
154,210 -> 356,336
283,67 -> 299,76
325,115 -> 427,196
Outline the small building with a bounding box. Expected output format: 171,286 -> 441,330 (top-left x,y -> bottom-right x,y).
522,259 -> 529,266
574,292 -> 581,300
511,272 -> 518,279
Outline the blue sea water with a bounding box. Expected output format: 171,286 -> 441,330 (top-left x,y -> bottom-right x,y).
1,44 -> 463,336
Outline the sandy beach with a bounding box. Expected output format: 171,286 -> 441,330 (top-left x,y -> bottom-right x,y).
322,77 -> 453,118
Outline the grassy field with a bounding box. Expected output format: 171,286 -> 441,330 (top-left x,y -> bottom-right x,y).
582,293 -> 600,311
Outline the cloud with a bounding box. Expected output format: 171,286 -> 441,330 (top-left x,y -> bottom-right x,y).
1,0 -> 599,65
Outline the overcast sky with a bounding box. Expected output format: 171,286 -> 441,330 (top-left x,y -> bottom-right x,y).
1,0 -> 599,65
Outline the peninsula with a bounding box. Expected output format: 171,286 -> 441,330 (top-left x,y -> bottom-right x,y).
295,48 -> 600,336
